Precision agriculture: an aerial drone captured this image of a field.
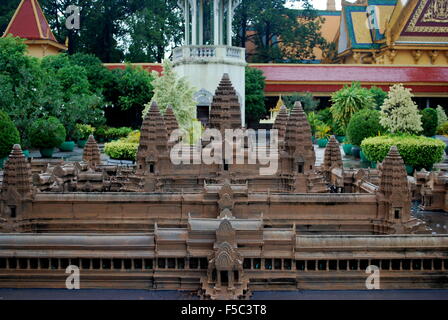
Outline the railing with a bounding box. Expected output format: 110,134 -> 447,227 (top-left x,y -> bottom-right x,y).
173,45 -> 246,64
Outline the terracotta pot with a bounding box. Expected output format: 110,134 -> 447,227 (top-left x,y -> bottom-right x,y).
317,138 -> 328,148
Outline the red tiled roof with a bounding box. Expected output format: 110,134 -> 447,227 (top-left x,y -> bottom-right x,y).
250,64 -> 448,84
3,0 -> 57,42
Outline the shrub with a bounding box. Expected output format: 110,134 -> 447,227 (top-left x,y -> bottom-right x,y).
284,92 -> 319,113
105,127 -> 133,141
245,66 -> 266,126
346,109 -> 383,146
330,82 -> 375,130
0,111 -> 20,158
420,108 -> 438,137
75,124 -> 96,140
104,141 -> 138,161
437,122 -> 448,135
316,124 -> 331,140
436,105 -> 447,127
379,84 -> 422,134
369,86 -> 387,110
361,135 -> 445,169
29,117 -> 66,149
306,112 -> 324,136
125,130 -> 141,144
94,126 -> 109,141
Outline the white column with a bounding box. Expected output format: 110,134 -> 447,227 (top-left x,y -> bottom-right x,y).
219,0 -> 224,45
192,0 -> 197,45
214,0 -> 219,45
227,0 -> 232,46
185,0 -> 190,45
199,0 -> 204,45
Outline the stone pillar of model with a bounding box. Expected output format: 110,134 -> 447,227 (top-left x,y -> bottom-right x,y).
174,0 -> 246,126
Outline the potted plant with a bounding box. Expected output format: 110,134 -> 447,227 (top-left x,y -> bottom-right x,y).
0,111 -> 20,168
316,124 -> 331,148
76,124 -> 95,148
29,117 -> 66,158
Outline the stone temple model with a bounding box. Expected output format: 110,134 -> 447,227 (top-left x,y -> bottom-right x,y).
0,75 -> 447,299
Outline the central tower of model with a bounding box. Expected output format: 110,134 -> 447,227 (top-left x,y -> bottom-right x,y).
174,0 -> 246,125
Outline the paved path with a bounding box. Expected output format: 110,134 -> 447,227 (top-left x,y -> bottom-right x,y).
1,289 -> 447,300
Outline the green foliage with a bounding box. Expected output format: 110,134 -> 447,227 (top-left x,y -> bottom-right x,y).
0,111 -> 20,158
75,124 -> 96,140
104,141 -> 138,161
306,112 -> 324,136
346,109 -> 383,147
315,124 -> 331,140
379,84 -> 422,134
436,105 -> 447,127
29,117 -> 66,149
284,92 -> 319,113
317,108 -> 344,136
330,82 -> 375,130
369,86 -> 387,110
143,60 -> 196,130
437,122 -> 448,135
105,127 -> 134,141
361,135 -> 445,169
420,108 -> 438,137
234,0 -> 329,63
245,67 -> 266,126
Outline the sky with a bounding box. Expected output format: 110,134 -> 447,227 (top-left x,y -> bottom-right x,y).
287,0 -> 344,10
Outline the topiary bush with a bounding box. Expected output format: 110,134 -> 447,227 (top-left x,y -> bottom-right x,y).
437,121 -> 448,135
346,109 -> 383,147
0,111 -> 20,158
105,127 -> 133,141
29,117 -> 66,149
361,135 -> 445,170
75,123 -> 96,140
104,141 -> 138,161
420,108 -> 438,137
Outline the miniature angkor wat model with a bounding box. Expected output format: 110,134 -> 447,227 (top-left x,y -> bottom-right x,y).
0,74 -> 446,299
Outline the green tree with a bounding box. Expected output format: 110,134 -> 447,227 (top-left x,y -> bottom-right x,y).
330,82 -> 375,131
124,0 -> 183,63
284,92 -> 319,113
420,108 -> 438,137
103,65 -> 155,128
436,105 -> 447,127
0,0 -> 19,35
346,109 -> 383,147
379,84 -> 422,135
0,110 -> 20,158
245,67 -> 266,127
234,0 -> 328,63
143,60 -> 196,130
369,86 -> 387,110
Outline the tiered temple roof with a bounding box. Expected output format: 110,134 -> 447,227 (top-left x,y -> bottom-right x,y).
379,146 -> 409,200
272,105 -> 288,146
285,101 -> 316,168
164,105 -> 179,135
137,102 -> 168,171
323,136 -> 342,171
1,145 -> 32,198
83,135 -> 101,169
209,74 -> 242,131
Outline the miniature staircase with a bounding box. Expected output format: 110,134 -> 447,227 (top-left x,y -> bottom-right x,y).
200,276 -> 250,300
307,173 -> 328,193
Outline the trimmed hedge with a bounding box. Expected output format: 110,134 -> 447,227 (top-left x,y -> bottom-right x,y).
361,135 -> 445,169
437,121 -> 448,135
346,109 -> 383,146
29,117 -> 66,149
104,141 -> 137,161
0,111 -> 20,158
105,127 -> 133,141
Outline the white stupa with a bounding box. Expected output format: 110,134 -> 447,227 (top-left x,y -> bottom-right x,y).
174,0 -> 246,125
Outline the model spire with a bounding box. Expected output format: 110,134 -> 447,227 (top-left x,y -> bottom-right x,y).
1,144 -> 33,198
83,135 -> 101,169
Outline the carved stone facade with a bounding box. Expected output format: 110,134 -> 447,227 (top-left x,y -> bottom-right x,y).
0,75 -> 446,298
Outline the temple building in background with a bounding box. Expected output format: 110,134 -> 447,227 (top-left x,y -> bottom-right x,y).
1,0 -> 66,58
335,0 -> 448,65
